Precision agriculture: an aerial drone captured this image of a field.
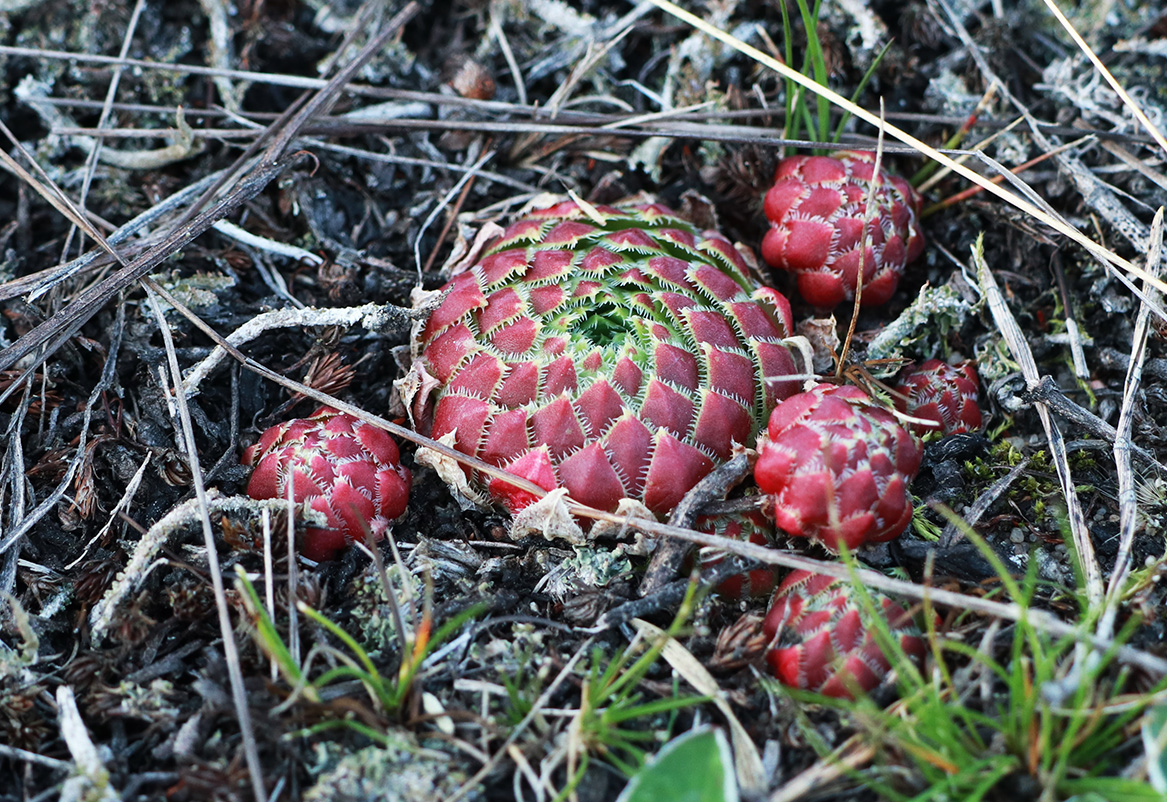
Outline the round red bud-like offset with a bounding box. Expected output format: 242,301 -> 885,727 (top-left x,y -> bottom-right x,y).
763,570 -> 926,699
894,359 -> 982,437
243,408 -> 412,562
754,384 -> 922,552
761,150 -> 924,309
412,201 -> 803,518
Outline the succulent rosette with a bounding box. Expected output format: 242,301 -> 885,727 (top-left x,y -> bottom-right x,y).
761,150 -> 924,308
755,384 -> 921,551
243,408 -> 412,561
763,569 -> 926,699
407,200 -> 803,517
894,359 -> 982,437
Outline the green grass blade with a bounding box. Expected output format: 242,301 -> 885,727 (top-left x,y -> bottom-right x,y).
234,566 -> 304,687
833,41 -> 893,144
795,0 -> 830,145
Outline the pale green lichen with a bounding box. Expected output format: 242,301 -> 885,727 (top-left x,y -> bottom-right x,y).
866,281 -> 980,371
304,733 -> 479,802
153,271 -> 237,312
110,679 -> 180,721
538,544 -> 634,599
347,562 -> 425,660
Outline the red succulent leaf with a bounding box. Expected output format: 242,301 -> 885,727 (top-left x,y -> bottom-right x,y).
762,569 -> 926,699
894,359 -> 982,437
696,511 -> 779,599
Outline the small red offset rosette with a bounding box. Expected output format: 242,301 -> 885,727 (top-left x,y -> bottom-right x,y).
244,408 -> 411,561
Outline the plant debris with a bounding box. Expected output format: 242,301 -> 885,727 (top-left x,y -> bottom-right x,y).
2,1 -> 1167,800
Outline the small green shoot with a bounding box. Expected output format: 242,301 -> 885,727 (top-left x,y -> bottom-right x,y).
235,565 -> 483,745
789,534 -> 1167,801
556,582 -> 709,800
780,0 -> 890,155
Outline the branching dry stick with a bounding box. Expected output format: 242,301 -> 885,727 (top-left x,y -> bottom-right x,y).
0,152 -> 301,406
973,241 -> 1103,608
1014,376 -> 1167,478
9,171 -> 226,304
0,2 -> 421,386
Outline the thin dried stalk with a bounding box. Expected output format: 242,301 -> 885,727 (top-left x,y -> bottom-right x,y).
972,240 -> 1102,606
0,2 -> 421,385
145,286 -> 267,802
1100,207 -> 1165,641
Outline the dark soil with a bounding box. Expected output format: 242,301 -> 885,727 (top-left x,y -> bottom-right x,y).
1,1 -> 1166,800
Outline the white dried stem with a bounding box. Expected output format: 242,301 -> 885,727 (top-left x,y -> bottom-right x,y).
144,288 -> 266,802
17,76 -> 204,171
64,452 -> 151,571
972,238 -> 1103,607
581,505 -> 1167,676
490,8 -> 527,107
182,302 -> 410,397
57,686 -> 121,802
198,0 -> 245,113
1040,0 -> 1167,154
89,491 -> 325,644
211,220 -> 324,267
445,638 -> 595,802
1099,208 -> 1165,641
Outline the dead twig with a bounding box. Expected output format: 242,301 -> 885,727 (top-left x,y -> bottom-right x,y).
639,453 -> 753,597
0,2 -> 422,389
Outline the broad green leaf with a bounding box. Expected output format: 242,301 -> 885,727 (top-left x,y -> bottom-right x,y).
1142,702 -> 1167,793
616,728 -> 739,802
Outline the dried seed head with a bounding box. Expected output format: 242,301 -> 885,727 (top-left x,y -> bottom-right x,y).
761,150 -> 924,308
755,384 -> 921,551
408,200 -> 803,518
243,407 -> 412,561
447,55 -> 496,101
762,569 -> 926,699
894,359 -> 982,437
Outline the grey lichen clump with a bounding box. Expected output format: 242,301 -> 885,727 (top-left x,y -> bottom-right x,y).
866,281 -> 979,370
346,563 -> 425,659
304,734 -> 479,802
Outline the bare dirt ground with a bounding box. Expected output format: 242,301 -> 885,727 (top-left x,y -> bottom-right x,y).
2,1 -> 1167,800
